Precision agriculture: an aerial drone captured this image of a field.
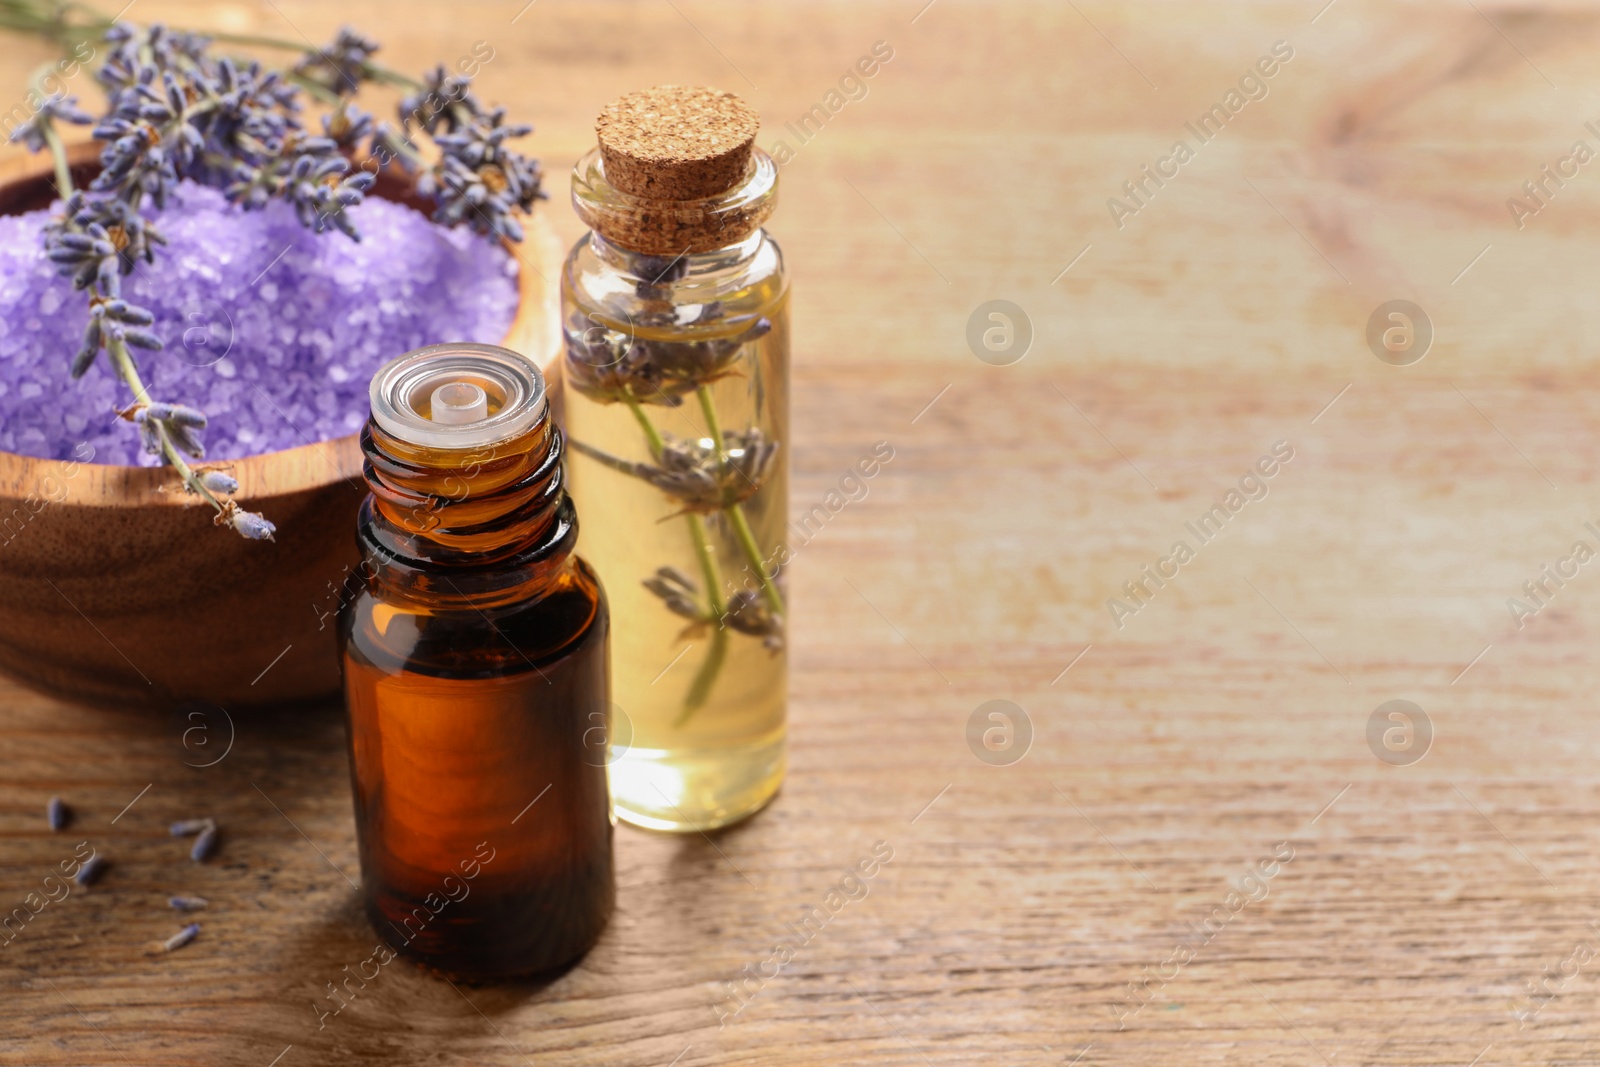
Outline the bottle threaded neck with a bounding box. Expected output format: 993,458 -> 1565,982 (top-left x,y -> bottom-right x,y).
359,345 -> 575,588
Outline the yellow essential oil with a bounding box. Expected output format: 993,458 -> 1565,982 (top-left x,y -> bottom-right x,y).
561,86 -> 788,831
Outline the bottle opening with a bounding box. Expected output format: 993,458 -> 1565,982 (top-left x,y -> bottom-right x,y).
429,380 -> 490,425
369,343 -> 546,450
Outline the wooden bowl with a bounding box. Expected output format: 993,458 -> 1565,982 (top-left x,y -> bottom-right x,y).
0,143 -> 564,708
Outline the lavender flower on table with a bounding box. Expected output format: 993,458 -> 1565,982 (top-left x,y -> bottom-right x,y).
168,896 -> 208,912
162,922 -> 201,952
74,855 -> 107,886
47,795 -> 70,831
190,823 -> 219,862
171,816 -> 221,859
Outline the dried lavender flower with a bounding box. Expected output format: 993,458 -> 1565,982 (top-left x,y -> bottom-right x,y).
169,817 -> 213,837
168,896 -> 209,912
294,27 -> 380,96
424,111 -> 544,241
641,567 -> 783,650
190,823 -> 219,862
163,923 -> 201,952
195,470 -> 239,495
7,94 -> 94,152
227,508 -> 277,541
74,855 -> 107,886
724,589 -> 784,650
323,103 -> 375,152
9,17 -> 547,545
143,403 -> 205,428
571,429 -> 777,514
47,796 -> 70,831
643,567 -> 706,623
398,64 -> 480,135
564,317 -> 770,407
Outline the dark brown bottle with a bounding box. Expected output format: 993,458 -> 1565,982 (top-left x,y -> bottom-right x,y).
338,342 -> 613,979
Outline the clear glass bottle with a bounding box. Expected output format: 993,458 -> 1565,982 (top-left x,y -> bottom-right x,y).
338,343 -> 613,978
561,87 -> 788,832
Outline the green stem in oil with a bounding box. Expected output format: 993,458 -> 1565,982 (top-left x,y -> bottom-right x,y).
627,396 -> 666,458
679,611 -> 727,723
695,384 -> 785,618
628,398 -> 727,721
727,501 -> 783,616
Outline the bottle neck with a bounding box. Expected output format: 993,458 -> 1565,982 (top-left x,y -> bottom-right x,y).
570,144 -> 778,257
586,227 -> 766,285
357,411 -> 578,608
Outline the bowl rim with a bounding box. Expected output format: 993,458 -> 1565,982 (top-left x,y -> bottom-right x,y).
0,141 -> 561,505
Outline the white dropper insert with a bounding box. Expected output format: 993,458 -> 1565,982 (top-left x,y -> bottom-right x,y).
430,380 -> 489,425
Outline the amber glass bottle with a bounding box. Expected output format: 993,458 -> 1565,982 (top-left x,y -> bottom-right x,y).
562,86 -> 789,833
338,342 -> 613,979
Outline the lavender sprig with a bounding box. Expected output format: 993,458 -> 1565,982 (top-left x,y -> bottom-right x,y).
8,92 -> 92,151
293,27 -> 379,97
23,22 -> 381,538
9,16 -> 545,543
422,111 -> 543,241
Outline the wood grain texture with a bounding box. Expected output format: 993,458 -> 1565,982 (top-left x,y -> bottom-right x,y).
4,1 -> 1600,1064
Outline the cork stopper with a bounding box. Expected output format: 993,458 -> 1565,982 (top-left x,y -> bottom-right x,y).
596,86 -> 759,201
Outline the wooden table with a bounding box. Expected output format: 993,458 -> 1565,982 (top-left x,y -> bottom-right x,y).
6,1 -> 1600,1063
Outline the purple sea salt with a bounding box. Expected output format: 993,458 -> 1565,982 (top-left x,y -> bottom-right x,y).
0,181 -> 520,465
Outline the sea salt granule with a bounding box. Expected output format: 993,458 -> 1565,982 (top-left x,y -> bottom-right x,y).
0,182 -> 521,465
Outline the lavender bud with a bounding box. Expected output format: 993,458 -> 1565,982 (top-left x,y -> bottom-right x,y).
47,796 -> 69,831
163,923 -> 201,952
169,817 -> 212,836
70,345 -> 98,379
164,404 -> 206,428
190,823 -> 218,862
74,855 -> 107,886
123,328 -> 164,351
230,510 -> 277,541
197,470 -> 238,494
166,423 -> 205,458
137,418 -> 161,455
107,301 -> 154,326
168,896 -> 208,911
96,258 -> 120,298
